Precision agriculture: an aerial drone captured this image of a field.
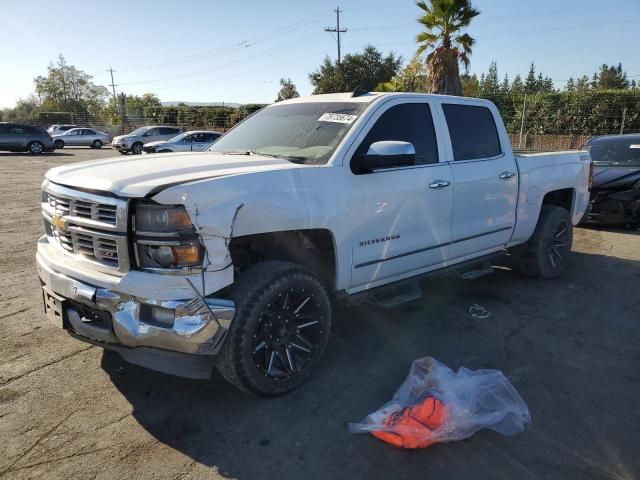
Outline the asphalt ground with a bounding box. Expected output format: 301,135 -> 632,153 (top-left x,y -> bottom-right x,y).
1,147 -> 638,479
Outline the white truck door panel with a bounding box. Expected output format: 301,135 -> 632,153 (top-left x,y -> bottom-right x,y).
345,101 -> 453,291
348,165 -> 453,290
439,102 -> 518,260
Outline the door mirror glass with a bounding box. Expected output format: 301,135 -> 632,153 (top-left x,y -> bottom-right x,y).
354,141 -> 416,173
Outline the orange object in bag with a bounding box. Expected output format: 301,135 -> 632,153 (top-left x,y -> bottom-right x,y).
371,396 -> 447,449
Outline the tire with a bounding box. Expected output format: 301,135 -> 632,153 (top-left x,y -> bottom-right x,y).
131,142 -> 143,155
513,205 -> 573,279
215,261 -> 332,396
53,140 -> 64,149
28,141 -> 45,154
92,140 -> 103,149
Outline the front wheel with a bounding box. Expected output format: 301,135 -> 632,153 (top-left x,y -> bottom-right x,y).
131,142 -> 143,155
28,141 -> 45,154
91,140 -> 103,149
215,261 -> 332,396
513,205 -> 573,279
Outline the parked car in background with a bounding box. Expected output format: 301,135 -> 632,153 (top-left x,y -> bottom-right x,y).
52,128 -> 111,149
0,122 -> 54,154
47,124 -> 80,135
112,126 -> 182,155
143,130 -> 222,154
581,133 -> 640,227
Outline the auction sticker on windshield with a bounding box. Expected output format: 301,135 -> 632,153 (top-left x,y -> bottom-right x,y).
318,113 -> 358,124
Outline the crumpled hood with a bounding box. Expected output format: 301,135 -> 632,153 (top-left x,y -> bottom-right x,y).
592,166 -> 640,191
45,152 -> 300,197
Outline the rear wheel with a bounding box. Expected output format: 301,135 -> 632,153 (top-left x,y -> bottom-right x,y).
28,141 -> 44,154
131,142 -> 143,155
53,140 -> 64,149
91,140 -> 103,149
215,261 -> 332,396
513,205 -> 572,279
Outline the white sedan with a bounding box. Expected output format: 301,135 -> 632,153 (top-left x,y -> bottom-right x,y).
52,128 -> 111,149
143,130 -> 222,154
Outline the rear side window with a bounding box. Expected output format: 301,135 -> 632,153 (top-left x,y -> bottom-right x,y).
354,103 -> 439,165
203,133 -> 220,142
160,127 -> 180,135
442,104 -> 502,161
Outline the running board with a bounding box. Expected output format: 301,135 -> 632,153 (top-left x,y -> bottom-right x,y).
457,260 -> 494,280
369,282 -> 422,309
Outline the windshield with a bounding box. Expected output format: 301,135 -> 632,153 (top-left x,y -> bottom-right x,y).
168,132 -> 189,142
208,102 -> 368,165
129,127 -> 152,136
587,140 -> 640,167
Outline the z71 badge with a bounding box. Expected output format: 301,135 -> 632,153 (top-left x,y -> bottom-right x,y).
360,234 -> 400,247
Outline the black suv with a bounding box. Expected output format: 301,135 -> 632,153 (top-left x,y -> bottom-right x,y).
0,123 -> 55,154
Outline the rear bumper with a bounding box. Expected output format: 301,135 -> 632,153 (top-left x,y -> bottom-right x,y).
37,248 -> 235,378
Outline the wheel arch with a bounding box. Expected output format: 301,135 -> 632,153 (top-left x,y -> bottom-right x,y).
228,229 -> 338,292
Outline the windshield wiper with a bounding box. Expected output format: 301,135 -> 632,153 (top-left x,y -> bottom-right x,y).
221,150 -> 307,164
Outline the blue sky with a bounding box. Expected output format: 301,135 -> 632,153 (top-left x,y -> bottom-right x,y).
1,0 -> 639,107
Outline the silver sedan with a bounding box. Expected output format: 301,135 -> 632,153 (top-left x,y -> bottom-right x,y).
143,130 -> 222,154
52,128 -> 111,149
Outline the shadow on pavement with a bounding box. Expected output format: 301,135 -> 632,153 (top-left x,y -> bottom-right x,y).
101,251 -> 640,479
0,152 -> 74,157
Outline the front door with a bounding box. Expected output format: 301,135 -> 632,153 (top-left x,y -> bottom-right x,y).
346,100 -> 453,292
439,102 -> 518,260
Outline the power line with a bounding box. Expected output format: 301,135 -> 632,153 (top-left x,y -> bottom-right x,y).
115,12 -> 331,72
324,7 -> 348,65
116,33 -> 325,87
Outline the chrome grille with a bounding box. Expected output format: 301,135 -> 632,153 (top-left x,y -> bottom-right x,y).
42,181 -> 129,274
48,191 -> 119,228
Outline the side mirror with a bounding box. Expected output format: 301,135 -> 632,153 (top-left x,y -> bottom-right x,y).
353,141 -> 416,173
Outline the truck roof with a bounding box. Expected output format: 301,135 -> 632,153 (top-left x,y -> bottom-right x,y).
277,91 -> 492,106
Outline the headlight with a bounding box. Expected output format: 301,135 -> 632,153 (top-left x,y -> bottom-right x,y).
136,204 -> 193,231
134,203 -> 203,270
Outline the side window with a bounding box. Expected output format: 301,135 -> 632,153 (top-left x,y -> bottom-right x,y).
182,135 -> 193,143
442,104 -> 502,161
160,127 -> 179,135
84,129 -> 96,135
193,133 -> 206,142
354,103 -> 439,166
204,133 -> 219,142
145,128 -> 159,136
0,124 -> 9,134
10,127 -> 25,135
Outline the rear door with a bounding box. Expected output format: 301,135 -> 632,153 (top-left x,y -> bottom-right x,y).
82,129 -> 97,145
346,99 -> 453,291
438,101 -> 517,260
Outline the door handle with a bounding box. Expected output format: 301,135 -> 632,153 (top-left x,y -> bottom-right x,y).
428,180 -> 451,189
499,171 -> 515,179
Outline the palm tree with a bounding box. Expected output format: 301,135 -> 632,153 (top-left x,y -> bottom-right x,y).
416,0 -> 480,96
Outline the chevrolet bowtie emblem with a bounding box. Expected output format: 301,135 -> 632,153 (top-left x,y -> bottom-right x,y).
51,214 -> 67,230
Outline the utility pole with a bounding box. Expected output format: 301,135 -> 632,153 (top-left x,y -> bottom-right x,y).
106,67 -> 117,101
325,7 -> 347,65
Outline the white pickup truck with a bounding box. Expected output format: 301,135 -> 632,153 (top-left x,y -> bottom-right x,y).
37,92 -> 592,395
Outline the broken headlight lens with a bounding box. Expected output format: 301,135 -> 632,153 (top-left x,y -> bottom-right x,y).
134,202 -> 204,270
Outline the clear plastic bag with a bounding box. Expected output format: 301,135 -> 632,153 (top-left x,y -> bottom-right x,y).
348,357 -> 531,449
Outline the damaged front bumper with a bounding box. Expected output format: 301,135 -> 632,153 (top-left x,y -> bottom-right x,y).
37,249 -> 235,379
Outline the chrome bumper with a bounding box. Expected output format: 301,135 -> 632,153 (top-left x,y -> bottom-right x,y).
37,255 -> 235,356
